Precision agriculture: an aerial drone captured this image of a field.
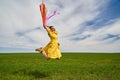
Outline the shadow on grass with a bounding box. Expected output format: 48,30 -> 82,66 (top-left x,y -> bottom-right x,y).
13,68 -> 49,79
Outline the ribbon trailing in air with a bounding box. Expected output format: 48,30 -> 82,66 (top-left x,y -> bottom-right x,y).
39,0 -> 47,28
39,0 -> 59,28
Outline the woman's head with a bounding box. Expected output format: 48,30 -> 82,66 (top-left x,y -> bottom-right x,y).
48,26 -> 56,31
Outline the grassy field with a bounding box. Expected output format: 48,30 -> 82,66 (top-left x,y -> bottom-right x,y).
0,53 -> 120,80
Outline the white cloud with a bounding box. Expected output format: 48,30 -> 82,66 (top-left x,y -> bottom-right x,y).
0,0 -> 120,52
66,19 -> 120,52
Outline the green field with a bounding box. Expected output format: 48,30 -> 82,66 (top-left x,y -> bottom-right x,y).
0,53 -> 120,80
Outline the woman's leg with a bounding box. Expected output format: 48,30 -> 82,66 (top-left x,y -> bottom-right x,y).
35,47 -> 49,60
41,50 -> 50,60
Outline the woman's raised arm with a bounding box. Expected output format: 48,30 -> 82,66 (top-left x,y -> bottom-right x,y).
44,25 -> 50,33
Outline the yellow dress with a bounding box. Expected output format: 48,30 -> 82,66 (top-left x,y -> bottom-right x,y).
43,29 -> 62,59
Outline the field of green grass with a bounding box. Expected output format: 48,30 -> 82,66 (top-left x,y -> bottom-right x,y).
0,53 -> 120,80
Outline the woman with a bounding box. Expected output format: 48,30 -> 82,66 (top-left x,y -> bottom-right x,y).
35,25 -> 62,60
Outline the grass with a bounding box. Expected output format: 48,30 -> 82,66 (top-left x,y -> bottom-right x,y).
0,53 -> 120,80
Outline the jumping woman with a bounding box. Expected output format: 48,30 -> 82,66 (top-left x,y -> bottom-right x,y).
35,25 -> 62,60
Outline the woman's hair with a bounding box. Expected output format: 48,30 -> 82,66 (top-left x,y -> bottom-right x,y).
49,26 -> 54,29
48,26 -> 56,32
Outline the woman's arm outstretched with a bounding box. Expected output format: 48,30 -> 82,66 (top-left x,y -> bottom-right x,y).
44,25 -> 50,33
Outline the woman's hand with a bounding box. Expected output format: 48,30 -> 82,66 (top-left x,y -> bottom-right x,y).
58,43 -> 60,46
44,25 -> 47,29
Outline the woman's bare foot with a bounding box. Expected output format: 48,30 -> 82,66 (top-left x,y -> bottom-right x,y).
35,47 -> 43,53
56,58 -> 60,60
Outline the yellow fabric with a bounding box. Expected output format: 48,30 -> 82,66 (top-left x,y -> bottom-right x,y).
43,29 -> 62,58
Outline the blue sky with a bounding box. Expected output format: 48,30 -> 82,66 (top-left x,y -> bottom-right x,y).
0,0 -> 120,52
